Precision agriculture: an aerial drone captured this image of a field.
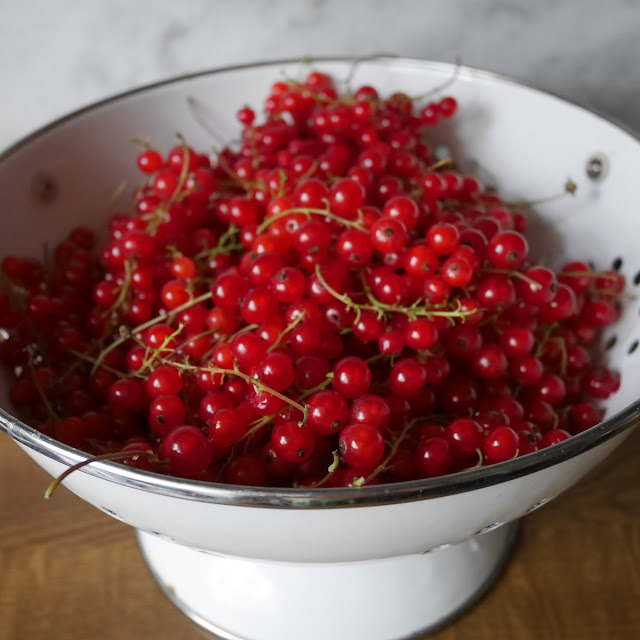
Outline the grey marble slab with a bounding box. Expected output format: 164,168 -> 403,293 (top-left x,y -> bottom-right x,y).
1,0 -> 639,149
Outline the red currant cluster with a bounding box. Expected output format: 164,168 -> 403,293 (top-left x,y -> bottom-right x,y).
0,70 -> 623,488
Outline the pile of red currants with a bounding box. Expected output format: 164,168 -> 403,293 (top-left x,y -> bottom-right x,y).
0,70 -> 623,488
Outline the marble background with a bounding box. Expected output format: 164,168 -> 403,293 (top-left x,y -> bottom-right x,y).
1,0 -> 640,150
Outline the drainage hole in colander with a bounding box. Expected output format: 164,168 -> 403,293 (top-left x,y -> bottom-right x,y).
475,522 -> 504,535
634,271 -> 640,286
605,335 -> 617,350
612,257 -> 623,271
628,340 -> 639,355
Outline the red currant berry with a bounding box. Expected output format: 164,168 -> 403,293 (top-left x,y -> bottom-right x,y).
339,422 -> 385,470
483,426 -> 519,464
159,425 -> 213,478
332,356 -> 372,398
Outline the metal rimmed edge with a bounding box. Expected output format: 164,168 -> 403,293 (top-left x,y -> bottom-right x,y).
1,56 -> 639,509
2,401 -> 638,509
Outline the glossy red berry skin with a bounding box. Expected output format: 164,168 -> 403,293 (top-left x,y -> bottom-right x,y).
519,266 -> 557,305
582,367 -> 620,398
422,275 -> 451,305
487,231 -> 529,269
370,217 -> 408,254
146,365 -> 183,398
231,332 -> 267,373
137,149 -> 164,173
307,390 -> 349,435
224,453 -> 267,486
149,395 -> 187,435
388,358 -> 427,399
108,379 -> 147,412
0,70 -> 627,493
476,275 -> 515,310
569,402 -> 602,432
212,271 -> 249,309
483,426 -> 519,464
159,425 -> 213,478
540,428 -> 571,448
404,318 -> 439,351
426,223 -> 460,255
500,327 -> 534,358
404,245 -> 438,278
445,324 -> 483,359
352,310 -> 385,343
271,421 -> 316,463
539,284 -> 577,323
472,345 -> 508,380
332,357 -> 372,398
510,355 -> 544,386
382,196 -> 420,230
236,106 -> 256,125
339,422 -> 385,470
329,179 -> 366,219
441,256 -> 474,287
350,394 -> 391,430
208,408 -> 247,447
336,229 -> 374,267
438,96 -> 458,117
416,437 -> 453,477
255,351 -> 295,391
446,418 -> 484,458
271,267 -> 306,303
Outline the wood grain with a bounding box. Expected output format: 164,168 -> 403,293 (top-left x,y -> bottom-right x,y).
1,428 -> 639,640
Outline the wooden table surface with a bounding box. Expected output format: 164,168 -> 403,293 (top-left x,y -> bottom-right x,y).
1,428 -> 639,640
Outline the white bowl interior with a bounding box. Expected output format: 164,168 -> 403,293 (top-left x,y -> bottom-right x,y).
1,58 -> 639,561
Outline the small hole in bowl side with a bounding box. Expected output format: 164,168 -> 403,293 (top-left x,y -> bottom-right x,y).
434,145 -> 452,161
30,171 -> 58,204
585,153 -> 608,182
98,506 -> 125,522
612,257 -> 623,271
421,542 -> 453,555
146,530 -> 178,544
525,498 -> 551,514
605,335 -> 617,351
634,271 -> 640,286
474,522 -> 503,535
628,340 -> 639,355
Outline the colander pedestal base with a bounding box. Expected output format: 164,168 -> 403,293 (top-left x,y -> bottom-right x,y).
137,521 -> 519,640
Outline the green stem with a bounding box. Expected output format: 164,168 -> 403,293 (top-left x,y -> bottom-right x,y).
481,267 -> 542,289
169,133 -> 192,204
297,373 -> 333,401
267,312 -> 305,353
193,224 -> 239,261
506,178 -> 577,209
90,291 -> 213,375
104,259 -> 134,317
44,449 -> 154,499
241,414 -> 277,447
29,359 -> 58,420
412,56 -> 462,101
137,323 -> 186,374
257,207 -> 366,234
353,419 -> 414,487
165,360 -> 310,424
308,450 -> 340,488
424,157 -> 454,172
535,322 -> 559,357
315,265 -> 477,322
